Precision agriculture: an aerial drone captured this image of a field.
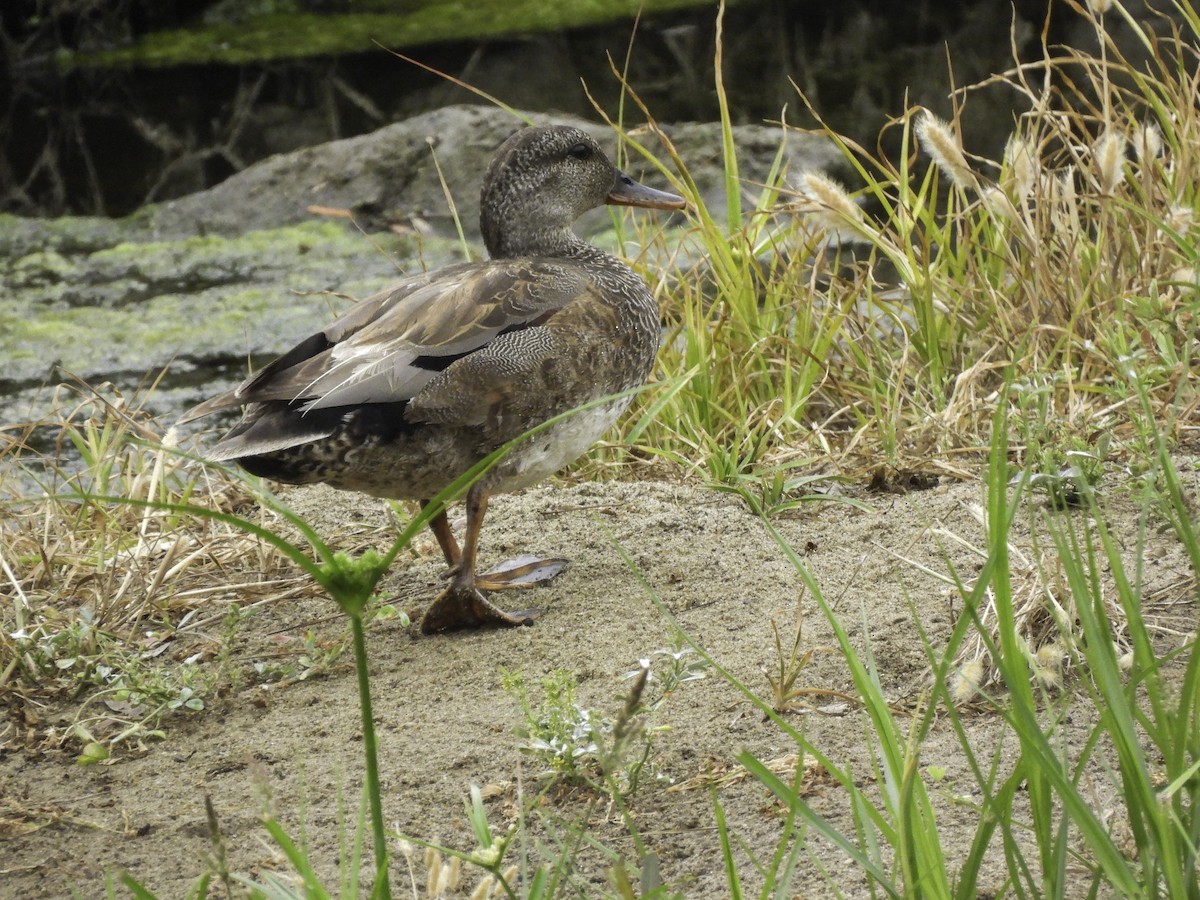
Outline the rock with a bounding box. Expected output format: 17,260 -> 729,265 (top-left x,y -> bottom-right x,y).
146,104 -> 840,240
0,218 -> 458,423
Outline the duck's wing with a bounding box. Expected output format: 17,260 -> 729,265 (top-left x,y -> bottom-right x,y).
179,259 -> 588,424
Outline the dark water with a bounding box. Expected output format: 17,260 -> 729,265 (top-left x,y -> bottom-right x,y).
1,0 -> 1046,218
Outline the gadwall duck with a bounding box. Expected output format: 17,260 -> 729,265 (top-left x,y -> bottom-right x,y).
180,124 -> 685,632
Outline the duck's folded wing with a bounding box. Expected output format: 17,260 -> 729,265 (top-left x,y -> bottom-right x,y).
178,259 -> 587,423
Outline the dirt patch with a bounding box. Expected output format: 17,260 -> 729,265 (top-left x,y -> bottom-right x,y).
2,469 -> 1197,897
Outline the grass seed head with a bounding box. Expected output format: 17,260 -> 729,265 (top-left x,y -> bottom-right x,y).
795,170 -> 866,232
500,865 -> 519,890
1003,133 -> 1039,200
952,658 -> 985,703
1134,122 -> 1163,165
1170,267 -> 1198,286
1034,642 -> 1064,690
1165,203 -> 1194,233
424,844 -> 441,871
916,110 -> 977,191
1092,130 -> 1127,194
437,855 -> 461,893
981,186 -> 1020,225
427,855 -> 444,896
1050,167 -> 1081,234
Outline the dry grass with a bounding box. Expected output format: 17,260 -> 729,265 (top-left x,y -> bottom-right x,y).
592,0 -> 1199,494
0,379 -> 320,751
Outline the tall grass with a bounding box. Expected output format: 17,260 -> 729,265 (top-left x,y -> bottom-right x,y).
595,0 -> 1199,894
586,0 -> 1199,499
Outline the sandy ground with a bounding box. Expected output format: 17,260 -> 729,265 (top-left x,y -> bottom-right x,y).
2,466 -> 1197,898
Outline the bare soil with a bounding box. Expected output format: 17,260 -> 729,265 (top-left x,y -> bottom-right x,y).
3,467 -> 1197,898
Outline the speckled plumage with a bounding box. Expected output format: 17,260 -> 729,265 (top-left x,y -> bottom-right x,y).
181,124 -> 685,632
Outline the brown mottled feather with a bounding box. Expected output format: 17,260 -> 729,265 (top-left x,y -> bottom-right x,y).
180,123 -> 684,512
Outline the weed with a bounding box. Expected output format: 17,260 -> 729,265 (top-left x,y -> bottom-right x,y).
502,668 -> 604,783
501,640 -> 706,793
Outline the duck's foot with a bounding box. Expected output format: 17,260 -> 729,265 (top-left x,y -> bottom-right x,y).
475,555 -> 569,590
420,585 -> 541,634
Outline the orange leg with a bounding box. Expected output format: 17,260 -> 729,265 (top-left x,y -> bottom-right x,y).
451,487 -> 488,593
420,501 -> 461,569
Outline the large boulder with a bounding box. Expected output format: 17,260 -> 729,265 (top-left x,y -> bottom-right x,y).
145,104 -> 839,239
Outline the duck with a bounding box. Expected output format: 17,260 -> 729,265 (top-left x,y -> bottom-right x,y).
179,124 -> 686,633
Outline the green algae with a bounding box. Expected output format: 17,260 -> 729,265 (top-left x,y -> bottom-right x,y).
0,213 -> 136,258
73,0 -> 718,68
0,218 -> 451,385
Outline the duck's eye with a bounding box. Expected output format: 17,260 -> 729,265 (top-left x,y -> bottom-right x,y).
566,143 -> 593,161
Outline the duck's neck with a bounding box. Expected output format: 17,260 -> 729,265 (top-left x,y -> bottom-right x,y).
482,217 -> 594,260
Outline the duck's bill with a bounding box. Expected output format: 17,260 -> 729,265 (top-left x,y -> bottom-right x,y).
607,174 -> 687,210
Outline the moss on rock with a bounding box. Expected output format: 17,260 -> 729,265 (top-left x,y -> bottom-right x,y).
73,0 -> 716,68
0,217 -> 459,387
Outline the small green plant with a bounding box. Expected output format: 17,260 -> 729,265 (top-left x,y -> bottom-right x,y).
3,601 -> 225,759
406,643 -> 706,899
711,464 -> 870,519
502,637 -> 707,791
763,619 -> 815,714
502,668 -> 605,782
251,629 -> 351,684
1011,373 -> 1109,508
760,616 -> 856,715
1025,438 -> 1106,509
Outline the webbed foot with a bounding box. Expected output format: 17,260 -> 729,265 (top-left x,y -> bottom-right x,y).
420,585 -> 542,634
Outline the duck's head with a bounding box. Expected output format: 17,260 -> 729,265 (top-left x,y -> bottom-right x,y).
480,125 -> 685,258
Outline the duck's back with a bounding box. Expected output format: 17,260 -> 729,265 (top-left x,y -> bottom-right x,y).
185,247 -> 659,499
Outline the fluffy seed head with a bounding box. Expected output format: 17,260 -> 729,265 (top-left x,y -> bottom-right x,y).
796,171 -> 866,232
1134,122 -> 1163,164
471,844 -> 502,868
1003,134 -> 1039,199
1093,130 -> 1127,194
982,186 -> 1018,222
444,856 -> 462,891
1050,167 -> 1081,234
916,110 -> 977,191
952,658 -> 985,703
1165,203 -> 1194,233
1034,642 -> 1064,690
